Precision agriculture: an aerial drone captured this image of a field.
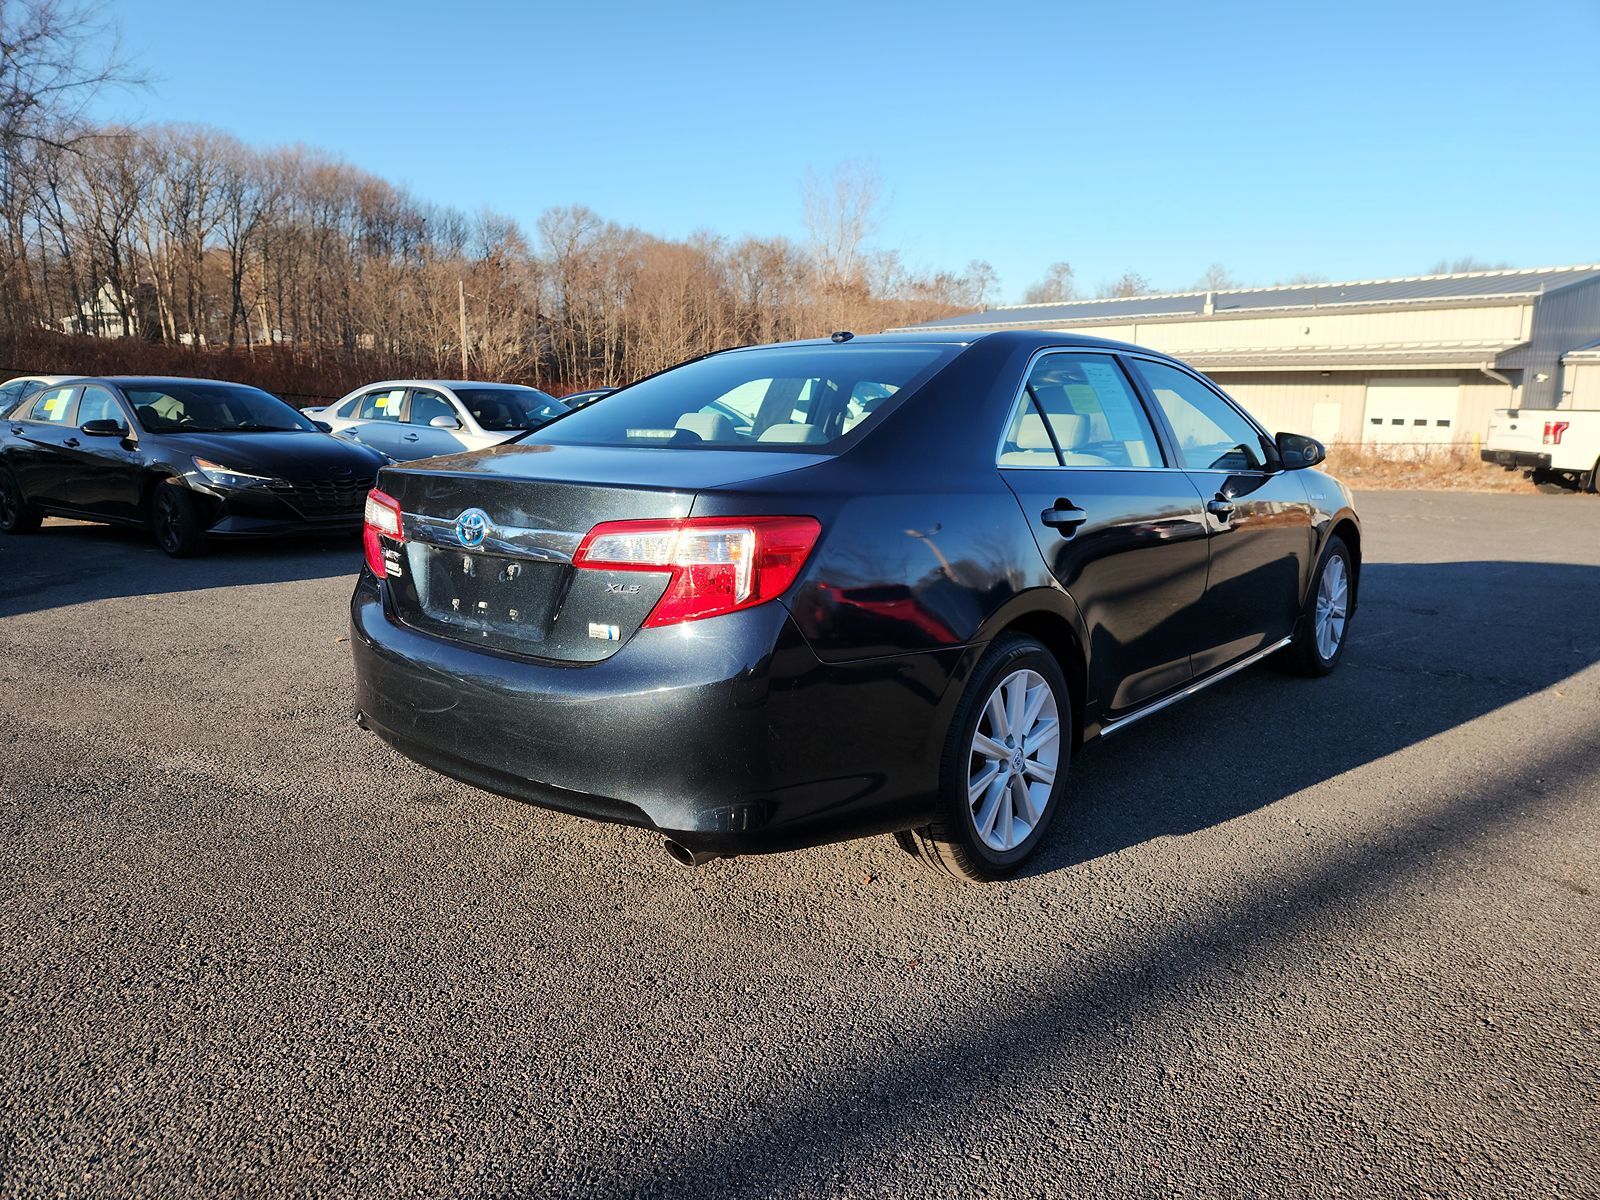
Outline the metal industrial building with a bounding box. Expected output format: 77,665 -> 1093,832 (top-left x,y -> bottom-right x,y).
894,264 -> 1600,447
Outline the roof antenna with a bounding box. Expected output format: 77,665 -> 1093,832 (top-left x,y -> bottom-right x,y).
830,330 -> 854,343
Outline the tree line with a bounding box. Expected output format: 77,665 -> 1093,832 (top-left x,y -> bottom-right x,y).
0,6 -> 1001,396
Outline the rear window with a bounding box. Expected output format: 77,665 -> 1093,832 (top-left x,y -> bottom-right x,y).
533,344 -> 957,452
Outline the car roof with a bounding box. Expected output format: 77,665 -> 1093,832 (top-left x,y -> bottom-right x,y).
719,328 -> 1164,358
2,375 -> 66,386
352,379 -> 546,390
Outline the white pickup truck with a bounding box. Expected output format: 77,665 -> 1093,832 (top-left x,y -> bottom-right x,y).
1482,408 -> 1600,492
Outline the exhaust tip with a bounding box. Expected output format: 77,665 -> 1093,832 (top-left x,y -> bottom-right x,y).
663,838 -> 719,868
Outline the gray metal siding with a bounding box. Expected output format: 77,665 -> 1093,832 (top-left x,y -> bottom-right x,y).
1498,277 -> 1600,409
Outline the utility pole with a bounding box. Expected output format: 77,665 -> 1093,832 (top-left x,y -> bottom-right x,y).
458,279 -> 469,377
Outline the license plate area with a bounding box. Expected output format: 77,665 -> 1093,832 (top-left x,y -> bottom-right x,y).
400,544 -> 566,652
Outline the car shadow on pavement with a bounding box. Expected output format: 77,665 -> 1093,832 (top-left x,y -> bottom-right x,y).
0,519 -> 360,619
1022,559 -> 1600,880
587,557 -> 1600,1196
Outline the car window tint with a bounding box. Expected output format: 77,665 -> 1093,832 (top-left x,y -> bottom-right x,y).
334,395 -> 362,418
357,388 -> 406,422
26,386 -> 78,424
1000,354 -> 1163,468
1131,360 -> 1268,471
0,383 -> 19,413
76,386 -> 124,427
536,345 -> 956,453
407,390 -> 454,425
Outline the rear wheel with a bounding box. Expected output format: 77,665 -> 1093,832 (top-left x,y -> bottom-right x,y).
151,478 -> 206,557
0,466 -> 41,534
1279,535 -> 1352,677
900,635 -> 1070,882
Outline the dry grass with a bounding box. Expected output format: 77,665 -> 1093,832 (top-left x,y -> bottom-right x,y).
1321,443 -> 1541,493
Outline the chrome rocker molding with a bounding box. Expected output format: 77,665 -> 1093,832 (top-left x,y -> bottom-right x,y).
1097,635 -> 1294,738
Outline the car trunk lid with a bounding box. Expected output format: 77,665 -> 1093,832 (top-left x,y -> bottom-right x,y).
376,442 -> 826,662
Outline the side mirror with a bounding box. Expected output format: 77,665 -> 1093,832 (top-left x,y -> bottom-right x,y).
1275,431 -> 1326,470
81,418 -> 127,437
312,419 -> 333,432
429,415 -> 463,430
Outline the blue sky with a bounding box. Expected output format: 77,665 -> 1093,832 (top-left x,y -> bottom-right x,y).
104,0 -> 1600,303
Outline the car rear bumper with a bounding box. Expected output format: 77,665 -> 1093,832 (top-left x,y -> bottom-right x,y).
1481,448 -> 1551,469
349,576 -> 965,854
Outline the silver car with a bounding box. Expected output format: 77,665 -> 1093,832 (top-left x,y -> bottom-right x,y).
0,376 -> 67,415
308,380 -> 568,461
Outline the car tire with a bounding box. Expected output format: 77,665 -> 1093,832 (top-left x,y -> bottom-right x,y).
0,466 -> 42,534
150,478 -> 206,558
901,634 -> 1070,883
1279,535 -> 1353,677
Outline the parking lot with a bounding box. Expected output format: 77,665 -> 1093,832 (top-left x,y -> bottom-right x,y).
1,489 -> 1596,1197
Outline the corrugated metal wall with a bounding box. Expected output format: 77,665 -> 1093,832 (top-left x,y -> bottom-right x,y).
1045,303 -> 1532,356
1206,370 -> 1514,445
1567,363 -> 1600,408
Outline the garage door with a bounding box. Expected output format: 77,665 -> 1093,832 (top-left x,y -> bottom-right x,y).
1362,381 -> 1460,453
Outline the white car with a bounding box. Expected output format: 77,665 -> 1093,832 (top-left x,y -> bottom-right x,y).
307,380 -> 569,461
0,376 -> 67,415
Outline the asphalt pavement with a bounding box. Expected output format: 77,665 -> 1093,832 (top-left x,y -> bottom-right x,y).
1,490 -> 1597,1198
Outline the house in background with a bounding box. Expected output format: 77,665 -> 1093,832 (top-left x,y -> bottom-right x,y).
894,264 -> 1600,446
57,282 -> 141,339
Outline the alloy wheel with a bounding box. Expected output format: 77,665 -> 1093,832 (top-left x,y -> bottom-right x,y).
1315,555 -> 1349,660
155,490 -> 181,552
967,667 -> 1060,852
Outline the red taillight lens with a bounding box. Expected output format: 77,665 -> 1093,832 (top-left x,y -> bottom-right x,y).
363,488 -> 402,576
573,516 -> 822,627
1543,420 -> 1570,445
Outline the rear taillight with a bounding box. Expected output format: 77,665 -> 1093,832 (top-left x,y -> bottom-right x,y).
573,516 -> 822,627
1543,420 -> 1570,445
363,489 -> 402,576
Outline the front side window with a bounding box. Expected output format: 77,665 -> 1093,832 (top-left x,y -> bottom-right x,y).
24,386 -> 77,424
453,386 -> 566,432
357,388 -> 406,423
122,383 -> 316,433
406,389 -> 456,426
1000,353 -> 1164,468
1131,360 -> 1269,471
534,344 -> 957,452
76,386 -> 126,428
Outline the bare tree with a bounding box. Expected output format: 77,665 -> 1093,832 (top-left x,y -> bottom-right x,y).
1100,271 -> 1152,298
802,161 -> 882,298
1427,256 -> 1509,275
1195,262 -> 1236,291
1023,261 -> 1076,304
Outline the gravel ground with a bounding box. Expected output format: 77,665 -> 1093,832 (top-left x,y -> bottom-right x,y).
2,490 -> 1597,1198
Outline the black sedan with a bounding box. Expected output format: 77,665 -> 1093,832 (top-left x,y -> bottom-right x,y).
0,376 -> 388,556
351,331 -> 1359,880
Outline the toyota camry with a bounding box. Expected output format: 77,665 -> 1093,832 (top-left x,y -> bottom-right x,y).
351,331 -> 1359,880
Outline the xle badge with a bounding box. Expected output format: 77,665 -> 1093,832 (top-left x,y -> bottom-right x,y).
588,623 -> 621,641
604,582 -> 641,595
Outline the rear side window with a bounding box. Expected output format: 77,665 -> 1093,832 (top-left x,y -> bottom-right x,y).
357,388 -> 406,422
23,386 -> 77,424
534,344 -> 958,452
1000,354 -> 1164,468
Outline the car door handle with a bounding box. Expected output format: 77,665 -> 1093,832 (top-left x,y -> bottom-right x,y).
63,437 -> 80,448
402,433 -> 420,442
1041,502 -> 1088,531
8,425 -> 20,435
1207,495 -> 1236,521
